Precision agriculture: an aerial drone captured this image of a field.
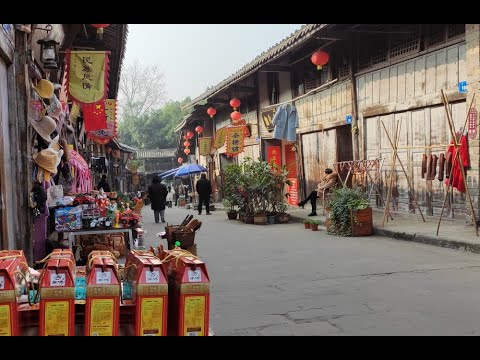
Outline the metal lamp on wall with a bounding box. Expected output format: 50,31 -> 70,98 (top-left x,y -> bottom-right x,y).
36,24 -> 60,70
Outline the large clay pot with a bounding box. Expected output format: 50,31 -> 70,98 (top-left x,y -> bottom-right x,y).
244,215 -> 254,224
276,213 -> 290,224
310,223 -> 319,231
227,211 -> 238,220
254,213 -> 267,225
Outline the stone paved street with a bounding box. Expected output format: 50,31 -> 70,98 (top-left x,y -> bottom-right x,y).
141,206 -> 480,336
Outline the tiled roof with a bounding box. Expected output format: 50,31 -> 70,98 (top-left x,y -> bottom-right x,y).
186,24 -> 329,108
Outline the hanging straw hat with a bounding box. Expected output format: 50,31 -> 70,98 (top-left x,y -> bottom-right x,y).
33,147 -> 63,174
30,115 -> 57,143
33,79 -> 54,99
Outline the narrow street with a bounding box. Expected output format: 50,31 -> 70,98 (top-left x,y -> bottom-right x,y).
142,206 -> 480,336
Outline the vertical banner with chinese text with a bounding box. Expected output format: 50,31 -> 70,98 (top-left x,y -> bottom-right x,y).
199,137 -> 212,156
225,127 -> 244,156
66,51 -> 110,106
287,178 -> 298,206
213,128 -> 227,149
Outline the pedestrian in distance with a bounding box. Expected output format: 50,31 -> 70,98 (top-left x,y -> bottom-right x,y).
166,186 -> 175,208
196,173 -> 212,215
147,176 -> 168,223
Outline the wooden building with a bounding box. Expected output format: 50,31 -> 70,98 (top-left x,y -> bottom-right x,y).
182,24 -> 479,222
0,24 -> 127,262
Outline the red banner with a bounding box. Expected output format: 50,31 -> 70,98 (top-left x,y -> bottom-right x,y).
287,178 -> 298,206
266,146 -> 281,169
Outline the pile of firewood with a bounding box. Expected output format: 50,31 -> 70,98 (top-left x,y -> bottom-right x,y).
165,215 -> 202,254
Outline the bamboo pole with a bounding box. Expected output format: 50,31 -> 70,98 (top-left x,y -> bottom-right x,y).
437,90 -> 478,236
381,120 -> 426,222
382,120 -> 400,226
437,93 -> 476,235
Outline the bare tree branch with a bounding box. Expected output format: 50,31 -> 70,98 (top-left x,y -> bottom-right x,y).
119,60 -> 167,118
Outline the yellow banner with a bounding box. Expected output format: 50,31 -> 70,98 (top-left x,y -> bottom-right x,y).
226,127 -> 244,156
67,51 -> 109,105
199,137 -> 212,156
213,128 -> 227,149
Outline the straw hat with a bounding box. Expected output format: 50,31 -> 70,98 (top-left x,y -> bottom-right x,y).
33,79 -> 54,99
33,147 -> 63,174
30,115 -> 57,143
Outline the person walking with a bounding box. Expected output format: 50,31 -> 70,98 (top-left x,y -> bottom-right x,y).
297,168 -> 338,216
196,173 -> 212,215
147,176 -> 168,223
97,174 -> 111,192
166,186 -> 175,208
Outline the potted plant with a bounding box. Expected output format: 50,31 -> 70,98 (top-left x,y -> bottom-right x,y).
310,219 -> 322,231
328,187 -> 372,236
303,219 -> 311,229
223,164 -> 243,220
266,211 -> 276,225
276,202 -> 290,223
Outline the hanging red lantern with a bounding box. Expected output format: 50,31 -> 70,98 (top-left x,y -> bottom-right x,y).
184,141 -> 191,147
184,148 -> 191,155
195,126 -> 204,134
231,111 -> 242,121
186,131 -> 194,139
230,98 -> 241,110
183,135 -> 188,140
207,107 -> 217,118
311,50 -> 329,70
91,24 -> 110,39
178,157 -> 184,164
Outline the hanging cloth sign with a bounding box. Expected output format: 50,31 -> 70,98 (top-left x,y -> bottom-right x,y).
199,137 -> 212,156
225,127 -> 244,156
213,128 -> 227,149
87,99 -> 117,141
65,50 -> 110,106
468,106 -> 477,139
82,100 -> 107,131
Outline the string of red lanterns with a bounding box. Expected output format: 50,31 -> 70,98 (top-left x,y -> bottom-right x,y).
207,107 -> 216,118
195,126 -> 204,134
231,111 -> 242,121
230,98 -> 241,111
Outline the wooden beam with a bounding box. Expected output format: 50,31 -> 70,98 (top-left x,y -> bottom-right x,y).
207,97 -> 230,105
259,64 -> 291,72
231,85 -> 257,94
314,31 -> 349,41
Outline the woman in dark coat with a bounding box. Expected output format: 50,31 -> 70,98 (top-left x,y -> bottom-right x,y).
147,176 -> 168,223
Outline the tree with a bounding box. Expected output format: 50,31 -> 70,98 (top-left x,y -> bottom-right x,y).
119,60 -> 167,118
118,97 -> 191,149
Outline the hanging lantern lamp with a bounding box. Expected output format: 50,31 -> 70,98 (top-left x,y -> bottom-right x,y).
311,50 -> 329,70
184,141 -> 191,147
231,111 -> 242,121
186,131 -> 194,139
207,107 -> 217,118
184,148 -> 191,155
230,98 -> 241,110
195,126 -> 204,134
178,157 -> 184,164
91,24 -> 110,40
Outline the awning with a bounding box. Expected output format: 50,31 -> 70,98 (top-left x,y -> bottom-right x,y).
159,167 -> 180,178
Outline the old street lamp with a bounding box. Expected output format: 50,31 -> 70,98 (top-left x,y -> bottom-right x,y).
184,148 -> 191,155
37,25 -> 60,70
207,107 -> 216,118
195,126 -> 204,134
184,141 -> 191,147
311,50 -> 329,70
230,98 -> 241,110
178,157 -> 184,164
231,111 -> 242,121
91,24 -> 110,40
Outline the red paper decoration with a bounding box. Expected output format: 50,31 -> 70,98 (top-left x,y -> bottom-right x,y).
195,126 -> 204,134
207,107 -> 217,118
231,111 -> 242,121
311,50 -> 329,70
230,98 -> 241,110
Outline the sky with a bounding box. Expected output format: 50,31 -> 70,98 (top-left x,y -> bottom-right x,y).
122,24 -> 304,102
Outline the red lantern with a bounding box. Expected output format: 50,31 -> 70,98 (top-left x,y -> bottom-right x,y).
184,141 -> 191,147
207,107 -> 217,118
195,126 -> 204,134
186,131 -> 194,139
178,157 -> 184,164
230,98 -> 241,110
231,111 -> 242,121
184,148 -> 191,155
91,24 -> 109,38
311,50 -> 329,70
183,135 -> 188,140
